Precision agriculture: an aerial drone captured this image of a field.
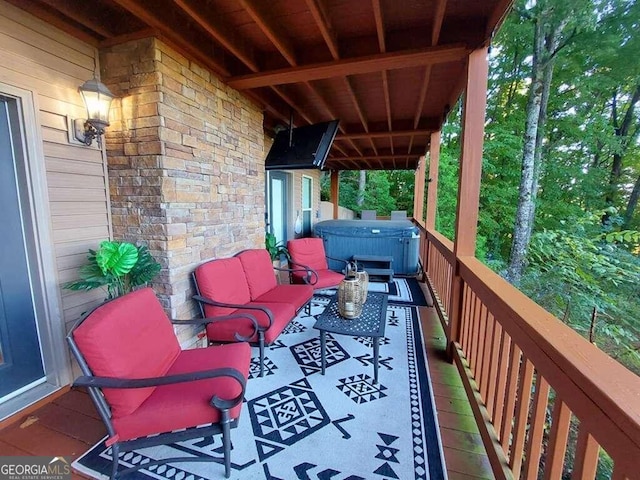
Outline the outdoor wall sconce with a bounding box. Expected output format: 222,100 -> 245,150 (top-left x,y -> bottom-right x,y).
73,78 -> 114,147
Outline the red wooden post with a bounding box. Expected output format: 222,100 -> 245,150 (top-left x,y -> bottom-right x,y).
425,131 -> 440,230
413,155 -> 426,223
330,169 -> 339,219
447,46 -> 489,358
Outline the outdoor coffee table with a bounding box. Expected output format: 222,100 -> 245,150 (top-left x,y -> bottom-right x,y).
314,291 -> 388,383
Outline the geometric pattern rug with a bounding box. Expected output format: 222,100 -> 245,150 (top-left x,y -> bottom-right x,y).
73,290 -> 446,480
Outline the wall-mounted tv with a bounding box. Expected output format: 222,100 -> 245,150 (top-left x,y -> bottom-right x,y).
265,119 -> 339,170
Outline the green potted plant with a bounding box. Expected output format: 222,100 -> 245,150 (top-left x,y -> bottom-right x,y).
64,240 -> 161,300
265,232 -> 290,266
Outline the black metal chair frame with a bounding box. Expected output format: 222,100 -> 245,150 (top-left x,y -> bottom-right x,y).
67,300 -> 258,480
191,254 -> 312,378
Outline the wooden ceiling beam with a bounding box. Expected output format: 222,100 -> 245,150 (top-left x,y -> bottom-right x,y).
228,44 -> 468,89
432,0 -> 447,46
338,128 -> 435,140
305,0 -> 339,60
239,0 -> 297,66
334,155 -> 419,162
110,0 -> 230,77
487,0 -> 516,40
39,0 -> 113,38
99,28 -> 157,48
173,0 -> 259,72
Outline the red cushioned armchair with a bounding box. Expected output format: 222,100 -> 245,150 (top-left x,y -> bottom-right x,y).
193,249 -> 313,377
67,287 -> 255,479
287,237 -> 347,289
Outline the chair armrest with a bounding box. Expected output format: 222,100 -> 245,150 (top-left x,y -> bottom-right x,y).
171,313 -> 259,342
74,367 -> 247,409
287,261 -> 320,285
326,256 -> 350,269
192,295 -> 274,330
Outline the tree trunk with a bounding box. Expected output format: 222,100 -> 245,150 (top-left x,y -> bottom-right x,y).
505,16 -> 545,285
357,170 -> 366,207
506,6 -> 566,285
623,174 -> 640,228
603,84 -> 640,225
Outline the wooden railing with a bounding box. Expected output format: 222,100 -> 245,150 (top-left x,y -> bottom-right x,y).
415,223 -> 640,480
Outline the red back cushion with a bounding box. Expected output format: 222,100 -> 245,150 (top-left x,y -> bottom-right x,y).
72,288 -> 180,418
287,238 -> 328,271
194,257 -> 251,317
237,249 -> 277,300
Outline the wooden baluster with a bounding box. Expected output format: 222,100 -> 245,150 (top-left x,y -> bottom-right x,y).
461,284 -> 472,352
543,399 -> 571,480
509,358 -> 535,476
468,293 -> 480,373
475,303 -> 488,390
500,343 -> 522,452
571,427 -> 599,480
523,375 -> 550,479
485,318 -> 502,416
493,332 -> 511,434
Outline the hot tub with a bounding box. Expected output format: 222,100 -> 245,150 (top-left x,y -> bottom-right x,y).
313,219 -> 420,275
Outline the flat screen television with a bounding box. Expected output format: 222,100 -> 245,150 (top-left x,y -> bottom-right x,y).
265,119 -> 339,170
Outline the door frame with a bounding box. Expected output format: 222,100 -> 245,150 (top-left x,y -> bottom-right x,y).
0,83 -> 69,421
266,171 -> 291,243
301,174 -> 313,236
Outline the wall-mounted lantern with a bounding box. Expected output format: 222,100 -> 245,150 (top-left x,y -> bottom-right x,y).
73,78 -> 114,147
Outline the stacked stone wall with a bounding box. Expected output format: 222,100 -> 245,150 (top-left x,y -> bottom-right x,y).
100,37 -> 265,345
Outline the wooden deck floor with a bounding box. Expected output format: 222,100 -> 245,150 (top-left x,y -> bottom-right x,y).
0,298 -> 493,479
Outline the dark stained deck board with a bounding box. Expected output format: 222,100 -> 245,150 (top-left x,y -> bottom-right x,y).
419,297 -> 495,480
0,284 -> 493,480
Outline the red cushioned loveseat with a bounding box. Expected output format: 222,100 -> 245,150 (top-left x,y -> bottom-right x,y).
193,249 -> 314,377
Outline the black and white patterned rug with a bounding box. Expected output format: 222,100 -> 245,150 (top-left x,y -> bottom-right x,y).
73,292 -> 445,480
316,277 -> 431,306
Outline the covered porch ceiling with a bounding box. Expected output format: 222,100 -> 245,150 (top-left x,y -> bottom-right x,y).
10,0 -> 514,171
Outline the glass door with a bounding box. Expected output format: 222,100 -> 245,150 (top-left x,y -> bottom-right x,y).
0,97 -> 45,400
302,175 -> 313,236
268,171 -> 289,246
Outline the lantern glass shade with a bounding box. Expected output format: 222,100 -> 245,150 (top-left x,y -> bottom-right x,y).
79,78 -> 114,128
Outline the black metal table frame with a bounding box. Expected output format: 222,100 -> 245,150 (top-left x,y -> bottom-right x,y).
314,292 -> 388,383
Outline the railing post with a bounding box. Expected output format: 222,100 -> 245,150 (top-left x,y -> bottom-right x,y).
448,47 -> 489,359
330,169 -> 339,219
413,155 -> 426,223
425,131 -> 440,231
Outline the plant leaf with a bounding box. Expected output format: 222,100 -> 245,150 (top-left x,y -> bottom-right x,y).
96,241 -> 138,277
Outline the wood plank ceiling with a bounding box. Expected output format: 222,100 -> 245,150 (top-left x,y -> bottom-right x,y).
9,0 -> 514,171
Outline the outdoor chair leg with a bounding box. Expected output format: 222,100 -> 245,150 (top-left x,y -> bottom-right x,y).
110,443 -> 120,480
259,331 -> 265,377
221,409 -> 232,478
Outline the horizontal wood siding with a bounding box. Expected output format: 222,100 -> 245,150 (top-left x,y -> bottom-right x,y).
0,0 -> 111,335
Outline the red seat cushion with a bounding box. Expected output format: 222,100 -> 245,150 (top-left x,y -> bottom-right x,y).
310,269 -> 345,289
205,301 -> 295,345
72,288 -> 181,418
287,238 -> 329,271
254,284 -> 313,311
236,249 -> 278,300
112,342 -> 251,441
195,257 -> 252,317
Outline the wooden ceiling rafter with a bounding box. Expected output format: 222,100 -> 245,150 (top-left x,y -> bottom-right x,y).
432,0 -> 448,46
239,0 -> 298,66
39,0 -> 113,38
227,44 -> 468,89
305,0 -> 339,60
338,155 -> 419,162
372,0 -> 389,155
110,0 -> 230,78
173,0 -> 258,73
